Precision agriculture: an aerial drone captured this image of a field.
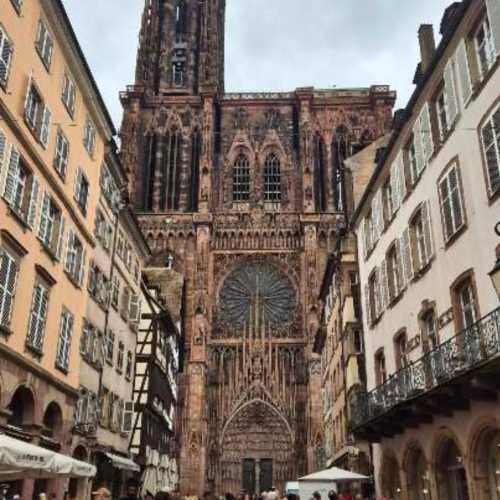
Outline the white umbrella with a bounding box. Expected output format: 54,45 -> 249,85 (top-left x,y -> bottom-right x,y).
299,467 -> 369,483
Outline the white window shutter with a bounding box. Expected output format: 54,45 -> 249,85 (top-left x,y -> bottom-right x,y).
56,215 -> 66,260
64,229 -> 75,273
395,238 -> 404,293
397,153 -> 407,202
412,124 -> 424,181
74,168 -> 82,201
122,401 -> 134,433
0,250 -> 18,327
419,103 -> 434,163
363,283 -> 371,326
0,129 -> 6,175
38,191 -> 50,240
3,145 -> 20,205
129,294 -> 140,322
23,72 -> 33,116
78,247 -> 87,286
40,105 -> 51,147
389,161 -> 399,214
27,176 -> 40,228
361,221 -> 367,259
444,59 -> 458,126
402,228 -> 414,284
422,200 -> 435,263
380,260 -> 389,312
486,0 -> 500,56
0,29 -> 13,85
455,40 -> 472,105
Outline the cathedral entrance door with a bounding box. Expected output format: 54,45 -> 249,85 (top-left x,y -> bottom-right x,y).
259,459 -> 273,493
243,459 -> 256,495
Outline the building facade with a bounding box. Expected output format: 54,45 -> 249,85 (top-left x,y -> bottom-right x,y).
130,270 -> 182,496
0,0 -> 117,497
120,0 -> 396,495
351,1 -> 500,499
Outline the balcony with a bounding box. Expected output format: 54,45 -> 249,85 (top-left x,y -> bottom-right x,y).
351,306 -> 500,440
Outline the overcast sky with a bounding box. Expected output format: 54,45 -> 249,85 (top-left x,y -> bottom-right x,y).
62,0 -> 452,129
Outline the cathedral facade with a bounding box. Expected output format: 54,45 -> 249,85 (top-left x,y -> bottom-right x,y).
119,0 -> 395,495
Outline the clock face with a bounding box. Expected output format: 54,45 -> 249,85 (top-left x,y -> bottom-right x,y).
219,262 -> 296,327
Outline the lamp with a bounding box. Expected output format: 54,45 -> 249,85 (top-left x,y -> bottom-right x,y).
490,222 -> 500,300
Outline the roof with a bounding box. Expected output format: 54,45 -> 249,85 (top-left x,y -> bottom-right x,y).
299,467 -> 369,483
350,0 -> 471,227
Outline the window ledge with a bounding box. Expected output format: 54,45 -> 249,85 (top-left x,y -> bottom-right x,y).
487,186 -> 500,206
387,291 -> 404,309
25,343 -> 44,359
39,240 -> 59,263
412,258 -> 433,281
55,363 -> 69,375
65,271 -> 81,289
6,205 -> 30,231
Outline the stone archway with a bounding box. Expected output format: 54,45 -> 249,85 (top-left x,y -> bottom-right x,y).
220,399 -> 294,495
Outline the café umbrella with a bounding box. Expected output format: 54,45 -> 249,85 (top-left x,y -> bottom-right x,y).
0,434 -> 96,479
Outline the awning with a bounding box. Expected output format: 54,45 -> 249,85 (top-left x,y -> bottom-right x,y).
299,467 -> 369,483
0,434 -> 96,479
105,452 -> 140,472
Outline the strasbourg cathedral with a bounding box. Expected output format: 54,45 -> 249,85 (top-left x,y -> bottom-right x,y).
119,0 -> 395,495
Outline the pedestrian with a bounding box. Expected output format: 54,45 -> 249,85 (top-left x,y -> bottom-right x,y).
145,491 -> 155,500
92,487 -> 112,500
267,488 -> 278,500
155,492 -> 171,500
120,479 -> 142,500
312,492 -> 321,500
328,490 -> 338,500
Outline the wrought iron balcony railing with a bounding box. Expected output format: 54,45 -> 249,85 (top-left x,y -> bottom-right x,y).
351,306 -> 500,429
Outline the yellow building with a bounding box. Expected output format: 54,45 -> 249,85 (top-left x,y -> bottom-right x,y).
0,0 -> 117,497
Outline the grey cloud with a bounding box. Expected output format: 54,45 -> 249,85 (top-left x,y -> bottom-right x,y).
62,0 -> 452,128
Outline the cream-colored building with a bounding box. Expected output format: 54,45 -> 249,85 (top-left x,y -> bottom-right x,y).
0,0 -> 127,498
352,1 -> 500,499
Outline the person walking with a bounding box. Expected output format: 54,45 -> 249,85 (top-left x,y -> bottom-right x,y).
119,479 -> 142,500
92,488 -> 112,500
328,490 -> 338,500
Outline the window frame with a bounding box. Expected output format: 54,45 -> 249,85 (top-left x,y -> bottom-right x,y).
479,101 -> 500,199
0,247 -> 19,331
61,72 -> 76,117
474,16 -> 496,81
83,117 -> 96,157
263,153 -> 282,203
55,307 -> 74,372
53,128 -> 69,179
26,279 -> 50,353
0,24 -> 14,89
232,154 -> 251,203
35,19 -> 53,71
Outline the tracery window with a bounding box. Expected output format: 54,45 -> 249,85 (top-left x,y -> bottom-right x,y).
161,128 -> 183,211
264,154 -> 281,202
314,134 -> 327,211
189,129 -> 201,211
175,0 -> 188,42
232,154 -> 250,202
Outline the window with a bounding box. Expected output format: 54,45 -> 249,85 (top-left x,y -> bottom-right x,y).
64,230 -> 86,285
53,128 -> 69,179
387,243 -> 403,302
375,350 -> 387,386
394,331 -> 409,370
175,0 -> 188,41
111,276 -> 120,309
83,117 -> 96,157
3,148 -> 40,227
435,87 -> 449,140
75,388 -> 98,426
126,351 -> 133,380
121,286 -> 130,320
134,258 -> 140,284
407,138 -> 419,184
117,342 -> 124,373
409,202 -> 434,273
100,163 -> 119,208
24,82 -> 51,147
0,26 -> 13,87
474,17 -> 496,79
362,210 -> 374,258
233,154 -> 250,202
26,281 -> 50,351
439,163 -> 465,241
74,168 -> 89,215
105,330 -> 115,365
55,308 -> 74,371
0,248 -> 18,329
129,294 -> 140,323
94,210 -> 113,251
116,231 -> 124,258
382,177 -> 393,224
421,309 -> 438,351
38,193 -> 65,259
80,320 -> 104,367
366,270 -> 380,324
88,262 -> 109,308
61,73 -> 76,116
456,278 -> 478,330
480,104 -> 500,196
264,154 -> 281,202
35,19 -> 53,70
172,61 -> 186,86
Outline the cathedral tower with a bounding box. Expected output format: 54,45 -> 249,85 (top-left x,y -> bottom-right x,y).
120,0 -> 396,494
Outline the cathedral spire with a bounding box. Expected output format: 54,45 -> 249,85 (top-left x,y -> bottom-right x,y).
135,0 -> 225,95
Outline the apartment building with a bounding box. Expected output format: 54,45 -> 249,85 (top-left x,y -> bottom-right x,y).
0,0 -> 119,497
351,1 -> 500,499
130,272 -> 182,496
73,144 -> 150,498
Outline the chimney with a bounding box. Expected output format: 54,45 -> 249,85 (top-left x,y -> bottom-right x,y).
418,24 -> 436,74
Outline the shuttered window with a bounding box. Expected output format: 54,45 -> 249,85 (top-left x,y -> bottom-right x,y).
38,192 -> 65,258
0,249 -> 18,328
105,329 -> 115,364
129,294 -> 140,323
24,82 -> 51,148
61,73 -> 76,116
480,104 -> 500,196
474,16 -> 496,79
438,163 -> 465,241
54,129 -> 69,178
387,243 -> 403,302
111,276 -> 120,309
0,26 -> 13,87
410,201 -> 434,273
455,40 -> 472,106
65,230 -> 86,285
35,19 -> 53,70
126,351 -> 133,379
83,117 -> 96,157
27,282 -> 50,351
56,308 -> 74,371
117,342 -> 124,372
74,168 -> 89,215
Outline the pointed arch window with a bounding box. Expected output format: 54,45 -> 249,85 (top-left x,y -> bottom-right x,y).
175,0 -> 188,42
189,129 -> 202,212
233,154 -> 250,202
314,134 -> 327,211
264,153 -> 281,202
161,128 -> 183,211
